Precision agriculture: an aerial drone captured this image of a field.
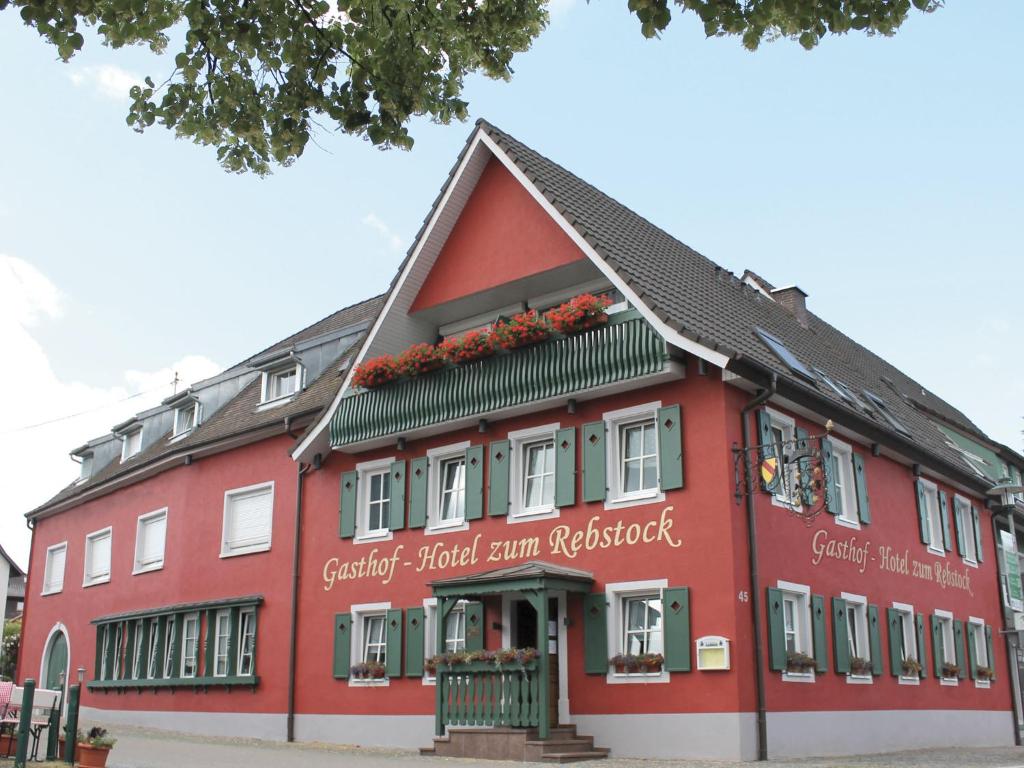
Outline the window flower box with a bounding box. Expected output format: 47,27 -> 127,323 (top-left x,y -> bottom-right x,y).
849,656 -> 872,676
492,310 -> 550,350
544,293 -> 612,335
440,329 -> 495,365
351,355 -> 399,389
976,665 -> 994,681
610,653 -> 640,674
352,660 -> 387,679
427,647 -> 538,671
396,343 -> 446,377
901,657 -> 922,676
941,662 -> 960,679
786,651 -> 816,674
638,652 -> 664,673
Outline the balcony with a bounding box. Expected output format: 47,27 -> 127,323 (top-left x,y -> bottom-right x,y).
330,310 -> 671,449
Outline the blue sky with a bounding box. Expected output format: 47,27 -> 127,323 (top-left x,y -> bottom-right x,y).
1,1 -> 1021,565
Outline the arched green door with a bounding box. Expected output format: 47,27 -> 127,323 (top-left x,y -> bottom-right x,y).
45,632 -> 68,692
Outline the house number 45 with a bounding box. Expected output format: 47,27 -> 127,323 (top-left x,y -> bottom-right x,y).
737,591 -> 749,602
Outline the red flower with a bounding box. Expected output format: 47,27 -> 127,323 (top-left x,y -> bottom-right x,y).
395,343 -> 446,377
439,329 -> 496,364
492,310 -> 550,350
351,355 -> 399,389
544,293 -> 612,335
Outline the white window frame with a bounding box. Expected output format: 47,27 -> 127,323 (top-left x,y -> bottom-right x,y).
99,625 -> 111,679
355,457 -> 396,543
426,441 -> 470,534
603,402 -> 666,510
764,408 -> 798,509
220,481 -> 274,557
260,362 -> 303,406
935,609 -> 957,683
892,601 -> 918,684
830,438 -> 860,529
350,601 -> 391,687
777,580 -> 814,683
77,453 -> 94,484
605,578 -> 669,685
422,598 -> 468,685
213,610 -> 231,677
841,592 -> 871,682
237,607 -> 256,677
83,526 -> 113,587
919,479 -> 946,557
111,622 -> 124,679
968,616 -> 989,688
121,427 -> 143,461
146,617 -> 160,678
508,423 -> 560,522
41,542 -> 67,596
954,494 -> 978,565
130,619 -> 144,678
180,612 -> 200,679
133,507 -> 168,574
172,400 -> 200,438
162,614 -> 177,679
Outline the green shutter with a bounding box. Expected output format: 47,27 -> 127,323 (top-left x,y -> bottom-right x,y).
104,624 -> 117,680
967,623 -> 978,680
227,608 -> 240,677
973,505 -> 984,563
124,621 -> 136,679
465,601 -> 484,652
333,613 -> 351,679
794,428 -> 814,507
170,613 -> 184,678
203,610 -> 215,678
915,613 -> 928,678
154,616 -> 167,679
852,452 -> 871,524
385,609 -> 403,678
868,605 -> 882,676
954,620 -> 966,679
582,421 -> 607,502
756,409 -> 779,494
985,625 -> 995,681
915,479 -> 930,546
930,614 -> 943,678
663,587 -> 691,672
139,619 -> 151,680
554,427 -> 577,507
465,445 -> 485,520
820,438 -> 839,515
488,440 -> 511,517
389,461 -> 406,531
582,594 -> 607,674
887,608 -> 902,677
832,597 -> 850,674
657,405 -> 684,491
939,491 -> 952,551
811,594 -> 827,673
766,587 -> 787,672
405,607 -> 425,678
339,470 -> 358,539
409,457 -> 429,528
953,496 -> 967,556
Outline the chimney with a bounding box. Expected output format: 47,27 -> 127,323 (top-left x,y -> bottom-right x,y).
770,285 -> 809,328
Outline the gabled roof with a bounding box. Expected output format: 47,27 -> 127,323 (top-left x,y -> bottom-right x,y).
295,120 -> 1001,493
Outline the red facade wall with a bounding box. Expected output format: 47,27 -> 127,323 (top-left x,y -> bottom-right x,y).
20,435 -> 298,714
409,157 -> 585,313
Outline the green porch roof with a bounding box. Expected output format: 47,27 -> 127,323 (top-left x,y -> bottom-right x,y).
430,561 -> 594,597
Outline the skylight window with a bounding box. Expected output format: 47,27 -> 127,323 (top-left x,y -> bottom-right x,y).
754,328 -> 815,382
813,368 -> 854,405
862,390 -> 911,437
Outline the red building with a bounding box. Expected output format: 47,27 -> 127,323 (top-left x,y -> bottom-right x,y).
19,121 -> 1023,761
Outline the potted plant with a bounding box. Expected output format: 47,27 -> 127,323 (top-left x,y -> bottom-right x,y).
544,293 -> 612,335
901,657 -> 922,677
492,310 -> 550,350
638,652 -> 664,673
610,654 -> 640,674
976,665 -> 995,681
849,656 -> 872,676
425,656 -> 438,676
941,661 -> 960,679
395,343 -> 446,377
786,650 -> 816,674
76,727 -> 116,768
440,329 -> 495,365
351,355 -> 399,389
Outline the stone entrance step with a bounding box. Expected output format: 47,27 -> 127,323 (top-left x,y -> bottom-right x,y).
423,725 -> 609,762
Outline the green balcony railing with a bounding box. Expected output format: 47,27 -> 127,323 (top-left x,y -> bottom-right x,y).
330,310 -> 668,448
439,660 -> 540,729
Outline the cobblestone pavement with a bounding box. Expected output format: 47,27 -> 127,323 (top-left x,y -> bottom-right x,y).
96,724 -> 1024,768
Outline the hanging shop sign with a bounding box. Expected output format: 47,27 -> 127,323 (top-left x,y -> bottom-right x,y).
1001,530 -> 1024,612
322,506 -> 683,589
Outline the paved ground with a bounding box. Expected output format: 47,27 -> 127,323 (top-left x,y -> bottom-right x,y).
79,724 -> 1024,768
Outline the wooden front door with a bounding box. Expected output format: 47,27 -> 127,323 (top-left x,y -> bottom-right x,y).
513,598 -> 560,728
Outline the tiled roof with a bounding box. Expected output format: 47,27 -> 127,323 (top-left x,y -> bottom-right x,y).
477,119 -> 994,486
31,295 -> 385,516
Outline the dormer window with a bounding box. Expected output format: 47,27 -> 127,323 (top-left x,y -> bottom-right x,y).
77,452 -> 94,484
261,363 -> 302,405
121,427 -> 143,461
173,400 -> 200,437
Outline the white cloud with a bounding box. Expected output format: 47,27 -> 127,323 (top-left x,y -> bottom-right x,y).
0,255 -> 220,568
68,64 -> 144,101
362,212 -> 405,253
547,0 -> 579,21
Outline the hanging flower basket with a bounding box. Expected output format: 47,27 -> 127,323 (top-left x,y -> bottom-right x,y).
439,329 -> 496,365
396,343 -> 446,377
544,293 -> 612,335
351,355 -> 399,389
786,651 -> 816,673
492,310 -> 550,350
